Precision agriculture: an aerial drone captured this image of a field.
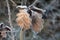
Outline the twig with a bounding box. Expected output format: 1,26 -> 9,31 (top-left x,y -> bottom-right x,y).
44,0 -> 56,9
6,0 -> 14,40
28,0 -> 38,8
0,30 -> 19,32
20,28 -> 24,40
25,0 -> 27,5
31,6 -> 46,13
10,0 -> 17,6
21,0 -> 23,5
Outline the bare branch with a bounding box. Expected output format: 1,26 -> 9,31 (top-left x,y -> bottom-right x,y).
0,30 -> 19,32
6,0 -> 14,40
25,0 -> 27,5
31,6 -> 46,13
10,0 -> 17,6
44,0 -> 57,9
28,0 -> 38,8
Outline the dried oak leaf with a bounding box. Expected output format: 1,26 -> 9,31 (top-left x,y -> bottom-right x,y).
16,10 -> 32,30
32,12 -> 44,32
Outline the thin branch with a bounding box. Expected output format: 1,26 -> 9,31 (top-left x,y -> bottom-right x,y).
28,0 -> 38,8
0,30 -> 19,32
6,0 -> 14,40
10,0 -> 17,6
44,0 -> 57,9
20,0 -> 24,5
25,0 -> 27,5
31,6 -> 46,13
20,28 -> 24,40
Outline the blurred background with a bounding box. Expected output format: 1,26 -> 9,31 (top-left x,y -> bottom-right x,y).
0,0 -> 60,40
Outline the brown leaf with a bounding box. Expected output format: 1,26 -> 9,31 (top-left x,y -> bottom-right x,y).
16,9 -> 32,30
32,12 -> 44,32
